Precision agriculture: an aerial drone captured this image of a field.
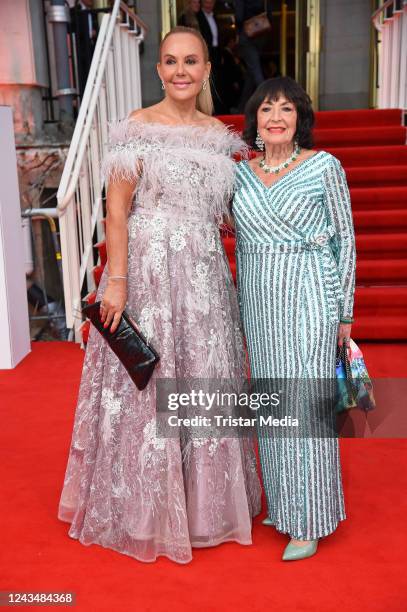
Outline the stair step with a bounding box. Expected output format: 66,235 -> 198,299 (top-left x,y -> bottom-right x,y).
346,165 -> 407,187
222,235 -> 235,257
354,285 -> 407,315
328,145 -> 407,167
217,109 -> 403,134
84,291 -> 97,305
314,108 -> 403,129
80,319 -> 90,344
93,264 -> 104,287
355,233 -> 407,255
94,240 -> 107,265
217,114 -> 244,132
315,126 -> 406,148
352,314 -> 407,340
350,187 -> 407,211
353,209 -> 407,231
357,259 -> 407,283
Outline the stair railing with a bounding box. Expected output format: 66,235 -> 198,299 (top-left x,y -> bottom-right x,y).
56,0 -> 147,341
372,0 -> 407,110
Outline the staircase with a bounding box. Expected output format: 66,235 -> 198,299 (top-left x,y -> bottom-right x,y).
219,109 -> 407,341
83,109 -> 406,343
56,0 -> 406,344
56,0 -> 147,342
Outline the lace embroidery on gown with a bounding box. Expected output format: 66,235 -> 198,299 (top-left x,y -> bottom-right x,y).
58,118 -> 261,564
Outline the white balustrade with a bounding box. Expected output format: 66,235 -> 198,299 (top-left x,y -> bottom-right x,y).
373,0 -> 407,110
56,0 -> 147,341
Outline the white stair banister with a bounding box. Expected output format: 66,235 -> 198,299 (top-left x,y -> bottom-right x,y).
56,0 -> 147,341
373,0 -> 407,110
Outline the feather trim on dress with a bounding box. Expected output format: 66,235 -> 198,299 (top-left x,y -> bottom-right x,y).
101,118 -> 248,225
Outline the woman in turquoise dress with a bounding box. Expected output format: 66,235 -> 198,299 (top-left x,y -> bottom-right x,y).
232,77 -> 356,561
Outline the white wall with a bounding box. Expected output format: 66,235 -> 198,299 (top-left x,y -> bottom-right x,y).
0,107 -> 31,369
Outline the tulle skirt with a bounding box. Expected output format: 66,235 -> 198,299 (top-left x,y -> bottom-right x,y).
58,210 -> 261,563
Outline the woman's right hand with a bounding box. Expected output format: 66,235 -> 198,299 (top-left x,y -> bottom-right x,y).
100,278 -> 127,333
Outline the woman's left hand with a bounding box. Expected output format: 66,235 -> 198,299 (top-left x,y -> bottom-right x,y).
338,323 -> 352,349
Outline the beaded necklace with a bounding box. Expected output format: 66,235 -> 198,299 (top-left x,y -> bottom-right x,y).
259,143 -> 301,174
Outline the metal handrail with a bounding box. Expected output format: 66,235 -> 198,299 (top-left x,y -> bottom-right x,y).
57,15 -> 111,213
57,1 -> 146,212
120,1 -> 149,33
372,0 -> 406,30
372,0 -> 396,30
55,0 -> 146,339
372,0 -> 407,110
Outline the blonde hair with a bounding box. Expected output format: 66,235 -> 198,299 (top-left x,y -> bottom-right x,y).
159,26 -> 214,116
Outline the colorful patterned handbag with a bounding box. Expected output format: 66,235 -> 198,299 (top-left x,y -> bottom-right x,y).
336,338 -> 375,413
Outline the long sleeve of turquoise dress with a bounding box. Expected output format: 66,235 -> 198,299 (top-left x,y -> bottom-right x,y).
232,151 -> 356,540
323,157 -> 356,320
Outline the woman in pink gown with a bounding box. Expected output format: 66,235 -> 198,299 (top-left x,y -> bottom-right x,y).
58,26 -> 261,564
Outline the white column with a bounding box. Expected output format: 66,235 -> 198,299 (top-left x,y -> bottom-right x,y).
399,5 -> 407,109
0,106 -> 30,368
390,14 -> 401,107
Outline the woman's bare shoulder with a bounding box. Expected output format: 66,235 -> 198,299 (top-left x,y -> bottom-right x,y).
128,104 -> 164,124
207,116 -> 225,128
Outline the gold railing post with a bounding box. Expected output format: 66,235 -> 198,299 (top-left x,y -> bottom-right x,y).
369,0 -> 379,108
306,0 -> 321,109
280,2 -> 288,76
161,0 -> 177,37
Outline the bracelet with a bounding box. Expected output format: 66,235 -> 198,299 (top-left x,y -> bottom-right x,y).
109,275 -> 127,280
340,317 -> 354,324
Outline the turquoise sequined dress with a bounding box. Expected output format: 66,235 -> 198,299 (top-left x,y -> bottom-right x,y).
232,152 -> 356,540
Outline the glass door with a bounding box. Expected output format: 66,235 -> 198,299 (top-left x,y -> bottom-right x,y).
160,0 -> 321,109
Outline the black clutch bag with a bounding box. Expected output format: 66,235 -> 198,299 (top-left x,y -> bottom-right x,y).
82,301 -> 160,390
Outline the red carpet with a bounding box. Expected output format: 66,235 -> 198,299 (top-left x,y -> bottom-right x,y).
218,110 -> 407,341
0,342 -> 406,611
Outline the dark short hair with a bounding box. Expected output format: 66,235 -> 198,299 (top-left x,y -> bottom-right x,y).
243,77 -> 315,150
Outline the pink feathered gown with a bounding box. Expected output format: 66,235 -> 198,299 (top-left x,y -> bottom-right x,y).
58,118 -> 261,564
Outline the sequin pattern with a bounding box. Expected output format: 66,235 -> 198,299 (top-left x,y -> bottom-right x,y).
233,153 -> 356,540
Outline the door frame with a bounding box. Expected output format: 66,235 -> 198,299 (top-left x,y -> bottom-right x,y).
304,0 -> 321,110
161,0 -> 321,108
160,0 -> 177,37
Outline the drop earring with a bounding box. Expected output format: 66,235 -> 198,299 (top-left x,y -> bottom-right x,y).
255,131 -> 265,151
202,79 -> 207,91
161,80 -> 165,90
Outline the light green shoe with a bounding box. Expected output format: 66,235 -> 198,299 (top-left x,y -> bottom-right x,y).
282,539 -> 318,561
262,517 -> 274,526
